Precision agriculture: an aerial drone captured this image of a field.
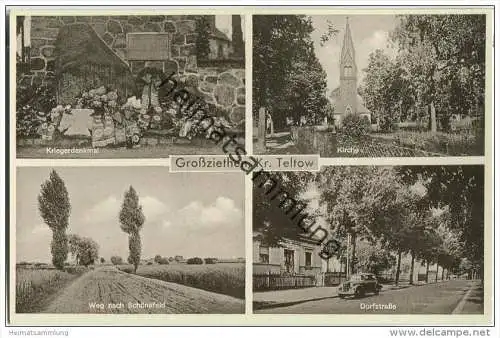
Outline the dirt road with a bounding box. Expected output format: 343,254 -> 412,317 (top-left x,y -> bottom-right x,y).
43,266 -> 244,314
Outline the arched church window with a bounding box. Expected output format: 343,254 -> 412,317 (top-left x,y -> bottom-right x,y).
344,65 -> 353,77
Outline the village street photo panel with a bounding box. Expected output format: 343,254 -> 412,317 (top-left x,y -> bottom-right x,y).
252,165 -> 485,314
15,14 -> 245,158
14,167 -> 245,315
253,14 -> 487,157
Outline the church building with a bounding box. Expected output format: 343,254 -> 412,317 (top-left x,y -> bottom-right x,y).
329,18 -> 371,127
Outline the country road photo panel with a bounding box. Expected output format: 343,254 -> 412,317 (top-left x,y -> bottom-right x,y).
14,14 -> 245,158
14,167 -> 245,314
252,14 -> 487,157
252,165 -> 485,314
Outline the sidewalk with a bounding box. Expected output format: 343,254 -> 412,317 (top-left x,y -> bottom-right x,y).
253,280 -> 452,310
253,287 -> 338,310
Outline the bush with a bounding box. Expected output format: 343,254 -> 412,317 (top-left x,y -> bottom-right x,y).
110,256 -> 123,265
146,262 -> 153,265
157,257 -> 170,265
204,258 -> 217,264
186,257 -> 203,265
341,114 -> 370,139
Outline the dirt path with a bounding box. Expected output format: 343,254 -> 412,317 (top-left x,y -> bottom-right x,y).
43,266 -> 244,314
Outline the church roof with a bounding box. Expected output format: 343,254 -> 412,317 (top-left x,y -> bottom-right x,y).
329,87 -> 370,114
340,17 -> 356,67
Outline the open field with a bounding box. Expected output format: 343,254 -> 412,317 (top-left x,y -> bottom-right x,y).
119,263 -> 245,299
42,266 -> 243,313
16,267 -> 82,313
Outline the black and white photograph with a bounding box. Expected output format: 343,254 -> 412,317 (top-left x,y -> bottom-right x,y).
253,15 -> 486,157
15,167 -> 245,314
15,15 -> 245,158
252,165 -> 484,314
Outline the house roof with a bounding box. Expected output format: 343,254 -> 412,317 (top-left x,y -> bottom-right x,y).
210,28 -> 231,42
54,23 -> 131,74
329,87 -> 370,115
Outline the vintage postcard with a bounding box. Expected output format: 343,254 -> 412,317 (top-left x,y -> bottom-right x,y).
6,5 -> 494,328
253,165 -> 488,316
13,167 -> 245,316
253,14 -> 488,158
14,14 -> 246,158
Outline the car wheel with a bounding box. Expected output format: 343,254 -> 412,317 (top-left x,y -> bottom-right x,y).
354,288 -> 364,298
339,295 -> 345,299
374,288 -> 380,295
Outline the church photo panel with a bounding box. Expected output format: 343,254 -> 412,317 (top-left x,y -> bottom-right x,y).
252,14 -> 487,157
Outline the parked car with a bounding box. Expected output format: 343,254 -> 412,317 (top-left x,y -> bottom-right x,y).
338,273 -> 382,298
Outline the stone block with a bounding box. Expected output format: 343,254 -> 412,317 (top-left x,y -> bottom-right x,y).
214,85 -> 235,107
180,44 -> 196,57
185,33 -> 196,44
236,87 -> 245,105
218,72 -> 241,87
144,22 -> 161,32
164,21 -> 176,33
102,32 -> 114,46
230,106 -> 245,124
128,16 -> 145,26
107,20 -> 123,34
30,58 -> 46,71
173,34 -> 185,45
177,20 -> 196,34
199,81 -> 215,93
60,16 -> 76,24
164,60 -> 179,76
41,45 -> 55,58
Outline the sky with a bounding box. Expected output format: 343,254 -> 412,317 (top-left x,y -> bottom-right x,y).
215,15 -> 245,41
16,168 -> 244,263
310,15 -> 399,93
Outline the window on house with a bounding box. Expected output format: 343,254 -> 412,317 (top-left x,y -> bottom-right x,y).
305,252 -> 312,267
259,246 -> 269,264
218,43 -> 224,59
284,249 -> 294,273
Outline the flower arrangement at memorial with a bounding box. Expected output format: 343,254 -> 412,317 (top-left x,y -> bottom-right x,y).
17,70 -> 237,148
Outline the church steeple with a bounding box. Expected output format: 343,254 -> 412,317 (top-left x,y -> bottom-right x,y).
340,17 -> 356,79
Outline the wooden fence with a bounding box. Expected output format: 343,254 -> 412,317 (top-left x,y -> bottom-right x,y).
253,272 -> 316,291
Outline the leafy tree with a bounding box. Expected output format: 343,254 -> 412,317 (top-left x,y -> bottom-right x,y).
397,165 -> 484,279
110,256 -> 123,265
68,234 -> 99,267
195,16 -> 211,60
356,241 -> 395,275
119,186 -> 145,273
154,255 -> 162,264
253,15 -> 332,130
391,15 -> 486,132
360,49 -> 415,130
187,257 -> 203,265
38,170 -> 71,270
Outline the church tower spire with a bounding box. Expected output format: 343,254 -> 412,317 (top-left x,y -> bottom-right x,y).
338,16 -> 358,117
340,16 -> 356,79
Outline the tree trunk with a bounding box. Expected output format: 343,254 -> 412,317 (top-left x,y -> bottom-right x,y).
435,259 -> 439,283
395,250 -> 402,286
425,261 -> 430,283
430,102 -> 437,132
409,251 -> 415,285
441,267 -> 446,281
350,233 -> 357,275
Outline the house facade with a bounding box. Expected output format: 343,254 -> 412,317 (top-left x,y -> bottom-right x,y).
253,234 -> 342,287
